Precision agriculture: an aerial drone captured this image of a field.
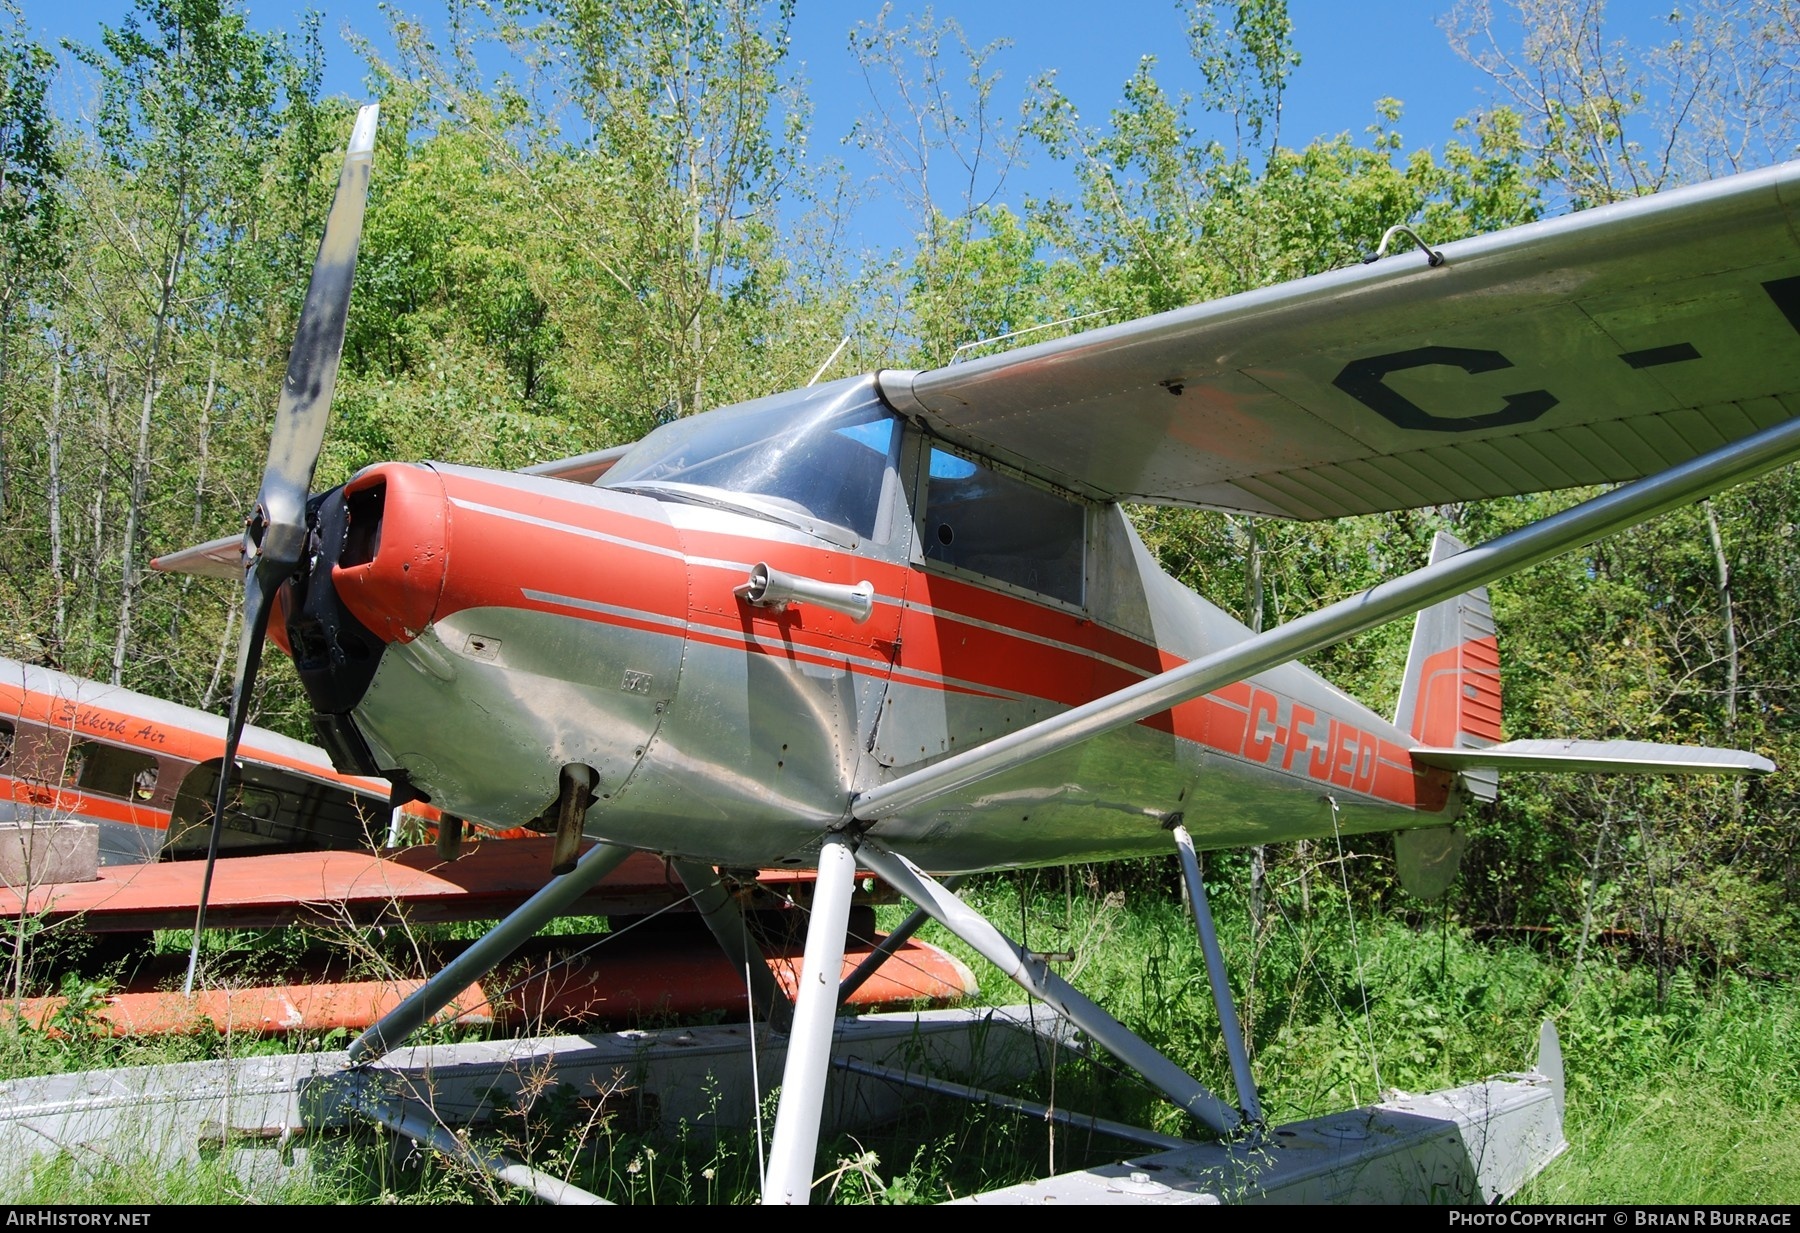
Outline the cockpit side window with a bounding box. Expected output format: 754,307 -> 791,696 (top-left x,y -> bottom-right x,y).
922,447 -> 1086,604
70,741 -> 160,802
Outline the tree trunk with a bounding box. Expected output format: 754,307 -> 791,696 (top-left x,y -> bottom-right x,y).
0,299 -> 9,513
201,597 -> 239,712
84,373 -> 121,676
1703,501 -> 1739,732
0,140 -> 10,514
1240,517 -> 1273,929
1573,791 -> 1614,974
110,228 -> 186,686
1240,517 -> 1267,1055
191,324 -> 222,536
47,354 -> 66,650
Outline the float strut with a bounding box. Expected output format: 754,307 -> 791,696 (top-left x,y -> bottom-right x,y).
1172,824 -> 1263,1127
857,841 -> 1240,1136
836,874 -> 964,1006
673,860 -> 795,1033
346,840 -> 632,1065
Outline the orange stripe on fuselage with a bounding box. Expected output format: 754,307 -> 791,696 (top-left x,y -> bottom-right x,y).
0,684 -> 389,800
427,474 -> 1455,812
3,774 -> 170,832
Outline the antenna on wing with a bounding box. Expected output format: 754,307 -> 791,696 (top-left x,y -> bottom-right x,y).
947,308 -> 1117,364
183,104 -> 379,997
806,335 -> 852,386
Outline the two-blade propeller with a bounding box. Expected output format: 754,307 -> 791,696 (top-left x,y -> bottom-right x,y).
184,105 -> 380,996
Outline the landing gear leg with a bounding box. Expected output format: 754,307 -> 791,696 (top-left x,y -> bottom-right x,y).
760,833 -> 858,1204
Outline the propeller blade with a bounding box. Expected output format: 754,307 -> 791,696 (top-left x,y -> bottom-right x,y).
149,533 -> 246,580
250,101 -> 378,576
184,104 -> 380,997
182,565 -> 274,994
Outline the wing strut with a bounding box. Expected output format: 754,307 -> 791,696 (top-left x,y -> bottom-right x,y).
856,842 -> 1241,1134
852,410 -> 1800,822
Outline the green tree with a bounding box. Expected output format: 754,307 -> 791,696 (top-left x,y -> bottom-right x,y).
329,0 -> 834,482
1448,0 -> 1800,207
17,0 -> 327,723
842,7 -> 1095,367
1435,0 -> 1800,985
531,0 -> 805,420
0,0 -> 61,515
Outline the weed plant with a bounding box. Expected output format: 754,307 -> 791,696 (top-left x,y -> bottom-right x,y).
7,1148 -> 359,1205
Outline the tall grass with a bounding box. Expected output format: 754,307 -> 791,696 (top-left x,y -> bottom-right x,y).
909,869 -> 1800,1203
2,864 -> 1796,1202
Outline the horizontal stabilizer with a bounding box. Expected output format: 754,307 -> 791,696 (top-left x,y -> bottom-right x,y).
1411,739 -> 1773,776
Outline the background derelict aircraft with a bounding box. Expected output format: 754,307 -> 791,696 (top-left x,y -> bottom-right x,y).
0,652 -> 414,864
153,105 -> 1798,1201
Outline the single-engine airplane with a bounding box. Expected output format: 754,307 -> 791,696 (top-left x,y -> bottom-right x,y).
154,104 -> 1800,1202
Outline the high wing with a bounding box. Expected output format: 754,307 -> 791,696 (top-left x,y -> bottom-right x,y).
878,159 -> 1800,519
152,445 -> 634,580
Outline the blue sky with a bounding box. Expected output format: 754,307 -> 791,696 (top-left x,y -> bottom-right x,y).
23,2 -> 1667,251
31,2 -> 1512,141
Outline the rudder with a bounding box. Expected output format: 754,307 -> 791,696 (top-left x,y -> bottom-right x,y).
1394,531 -> 1502,801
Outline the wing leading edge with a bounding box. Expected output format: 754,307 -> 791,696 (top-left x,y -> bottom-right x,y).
880,159 -> 1800,519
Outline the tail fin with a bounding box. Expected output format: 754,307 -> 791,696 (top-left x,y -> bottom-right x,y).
1394,531 -> 1502,802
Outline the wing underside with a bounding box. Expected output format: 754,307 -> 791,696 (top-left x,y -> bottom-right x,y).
880,160 -> 1800,519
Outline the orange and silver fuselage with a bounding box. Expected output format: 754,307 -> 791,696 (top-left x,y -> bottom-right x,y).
292,389 -> 1462,871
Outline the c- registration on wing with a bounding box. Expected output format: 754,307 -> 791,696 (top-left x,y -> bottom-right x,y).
879,160 -> 1800,519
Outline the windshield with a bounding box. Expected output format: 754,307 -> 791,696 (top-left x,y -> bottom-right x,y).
601,375 -> 899,542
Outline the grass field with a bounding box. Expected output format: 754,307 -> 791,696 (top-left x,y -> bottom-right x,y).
2,863 -> 1796,1204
